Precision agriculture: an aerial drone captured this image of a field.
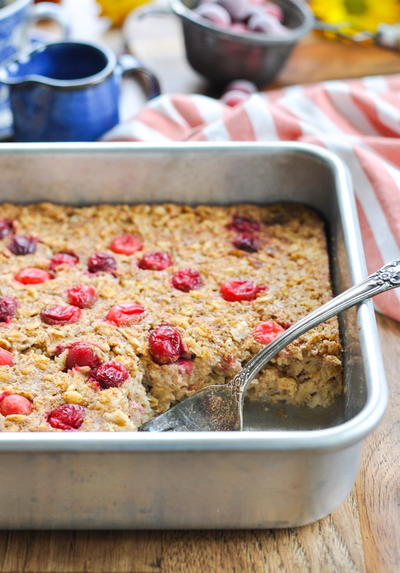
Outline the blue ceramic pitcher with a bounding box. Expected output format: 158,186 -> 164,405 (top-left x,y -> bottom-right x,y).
0,41 -> 161,141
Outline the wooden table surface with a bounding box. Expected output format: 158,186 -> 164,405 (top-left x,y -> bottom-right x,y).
1,2 -> 399,572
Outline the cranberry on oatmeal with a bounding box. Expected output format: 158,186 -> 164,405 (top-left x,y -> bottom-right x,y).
0,202 -> 342,433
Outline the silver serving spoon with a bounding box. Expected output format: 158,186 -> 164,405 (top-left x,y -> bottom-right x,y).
140,258 -> 400,432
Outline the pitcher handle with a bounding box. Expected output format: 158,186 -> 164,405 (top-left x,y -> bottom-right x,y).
117,53 -> 161,100
20,2 -> 71,53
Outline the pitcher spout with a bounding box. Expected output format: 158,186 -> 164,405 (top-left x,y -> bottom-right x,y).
0,64 -> 33,87
0,45 -> 48,87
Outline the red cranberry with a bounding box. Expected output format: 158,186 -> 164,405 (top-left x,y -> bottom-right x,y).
0,394 -> 32,416
0,219 -> 15,239
265,1 -> 284,22
47,404 -> 85,430
53,344 -> 67,356
41,305 -> 81,325
110,234 -> 143,255
0,296 -> 18,323
67,284 -> 97,309
194,4 -> 231,26
49,252 -> 79,271
230,22 -> 250,33
177,359 -> 194,375
93,361 -> 129,389
149,325 -> 184,365
8,235 -> 37,255
219,0 -> 247,20
138,252 -> 172,271
87,252 -> 117,274
233,232 -> 259,252
171,269 -> 202,292
15,268 -> 52,285
0,348 -> 13,366
227,215 -> 261,233
106,303 -> 145,326
222,90 -> 249,107
248,12 -> 288,35
66,342 -> 101,371
226,80 -> 257,95
253,320 -> 285,344
0,391 -> 10,402
220,280 -> 266,301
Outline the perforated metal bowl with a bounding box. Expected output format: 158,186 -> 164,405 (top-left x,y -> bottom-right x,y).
170,0 -> 314,86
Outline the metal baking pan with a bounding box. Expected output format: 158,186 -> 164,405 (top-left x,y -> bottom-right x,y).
0,142 -> 387,529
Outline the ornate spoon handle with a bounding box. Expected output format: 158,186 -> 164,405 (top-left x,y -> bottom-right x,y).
229,258 -> 400,396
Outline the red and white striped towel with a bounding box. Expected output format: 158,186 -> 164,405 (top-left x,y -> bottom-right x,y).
103,75 -> 400,321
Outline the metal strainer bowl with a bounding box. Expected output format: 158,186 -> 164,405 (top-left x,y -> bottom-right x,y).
170,0 -> 314,86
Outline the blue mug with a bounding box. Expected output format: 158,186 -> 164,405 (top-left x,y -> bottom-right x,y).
0,41 -> 161,141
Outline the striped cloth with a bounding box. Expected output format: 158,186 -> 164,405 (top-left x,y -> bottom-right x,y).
103,75 -> 400,321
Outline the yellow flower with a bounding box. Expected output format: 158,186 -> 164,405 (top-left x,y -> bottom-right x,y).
310,0 -> 400,34
96,0 -> 151,27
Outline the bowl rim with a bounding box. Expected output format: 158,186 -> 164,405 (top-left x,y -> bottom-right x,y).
170,0 -> 315,45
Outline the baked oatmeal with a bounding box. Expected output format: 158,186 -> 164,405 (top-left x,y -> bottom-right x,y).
0,203 -> 342,432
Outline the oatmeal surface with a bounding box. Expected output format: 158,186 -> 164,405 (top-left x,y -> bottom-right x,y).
0,202 -> 342,432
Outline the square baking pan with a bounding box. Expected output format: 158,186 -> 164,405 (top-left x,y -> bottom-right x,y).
0,142 -> 387,529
